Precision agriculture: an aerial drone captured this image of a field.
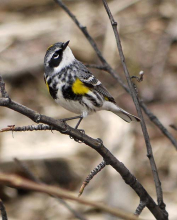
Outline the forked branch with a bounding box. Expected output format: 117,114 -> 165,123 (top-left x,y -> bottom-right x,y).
102,0 -> 167,215
0,75 -> 167,219
14,158 -> 87,220
54,0 -> 177,150
79,160 -> 106,197
0,173 -> 139,220
0,200 -> 8,220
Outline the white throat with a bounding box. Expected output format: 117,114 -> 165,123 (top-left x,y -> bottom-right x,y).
54,46 -> 75,73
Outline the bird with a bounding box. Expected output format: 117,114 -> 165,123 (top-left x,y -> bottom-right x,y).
44,41 -> 140,129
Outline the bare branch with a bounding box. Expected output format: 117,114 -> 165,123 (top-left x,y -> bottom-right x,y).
170,124 -> 177,131
0,76 -> 9,99
134,200 -> 146,216
54,0 -> 128,91
131,71 -> 144,82
0,200 -> 8,220
54,0 -> 177,150
14,158 -> 87,220
140,102 -> 177,148
85,64 -> 108,71
0,1 -> 174,219
79,160 -> 106,197
0,173 -> 140,220
1,124 -> 53,132
0,85 -> 167,219
102,0 -> 168,215
14,158 -> 41,183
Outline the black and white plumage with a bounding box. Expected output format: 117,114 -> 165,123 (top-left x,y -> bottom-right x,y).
44,41 -> 140,123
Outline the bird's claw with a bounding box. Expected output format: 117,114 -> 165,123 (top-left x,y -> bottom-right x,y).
60,118 -> 67,124
70,136 -> 84,143
70,129 -> 85,143
97,138 -> 103,146
77,129 -> 85,135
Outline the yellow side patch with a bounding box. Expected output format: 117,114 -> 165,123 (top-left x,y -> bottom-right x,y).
44,77 -> 50,92
46,81 -> 50,92
44,76 -> 50,92
104,97 -> 109,101
72,78 -> 90,95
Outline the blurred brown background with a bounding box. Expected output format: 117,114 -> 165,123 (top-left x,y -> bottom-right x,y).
0,0 -> 177,219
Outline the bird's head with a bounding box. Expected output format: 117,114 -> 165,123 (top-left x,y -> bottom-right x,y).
44,41 -> 75,75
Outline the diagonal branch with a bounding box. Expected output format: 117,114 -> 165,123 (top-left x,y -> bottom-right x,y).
170,124 -> 177,131
54,0 -> 128,92
54,0 -> 177,150
79,160 -> 106,197
0,76 -> 167,220
0,124 -> 53,132
14,158 -> 87,220
102,0 -> 167,212
0,76 -> 9,99
85,64 -> 108,71
134,200 -> 146,216
0,173 -> 139,220
0,200 -> 8,220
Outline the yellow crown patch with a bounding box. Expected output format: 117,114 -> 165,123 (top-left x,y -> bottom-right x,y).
47,44 -> 54,50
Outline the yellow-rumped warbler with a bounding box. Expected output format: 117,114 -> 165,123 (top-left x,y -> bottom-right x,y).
44,41 -> 140,128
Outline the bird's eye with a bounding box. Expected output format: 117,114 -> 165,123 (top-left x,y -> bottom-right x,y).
53,51 -> 59,59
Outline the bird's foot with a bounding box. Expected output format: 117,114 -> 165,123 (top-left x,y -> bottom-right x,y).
77,129 -> 85,135
97,138 -> 103,146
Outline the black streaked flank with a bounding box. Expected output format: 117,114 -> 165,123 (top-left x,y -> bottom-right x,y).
62,85 -> 82,101
82,101 -> 96,112
47,76 -> 52,85
48,85 -> 58,100
85,94 -> 102,107
93,91 -> 102,102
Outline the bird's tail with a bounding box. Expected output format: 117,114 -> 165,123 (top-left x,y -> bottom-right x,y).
113,107 -> 140,123
105,102 -> 140,123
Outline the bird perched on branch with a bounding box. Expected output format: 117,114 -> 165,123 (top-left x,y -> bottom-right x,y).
44,41 -> 140,129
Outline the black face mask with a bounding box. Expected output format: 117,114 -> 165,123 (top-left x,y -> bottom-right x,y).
49,49 -> 63,68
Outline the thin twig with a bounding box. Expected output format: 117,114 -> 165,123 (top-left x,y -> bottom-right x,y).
54,0 -> 128,91
169,124 -> 177,131
0,76 -> 9,99
0,109 -> 163,220
134,200 -> 146,216
0,200 -> 8,220
14,158 -> 87,220
131,71 -> 144,82
0,173 -> 139,220
79,160 -> 106,197
0,124 -> 53,132
54,0 -> 177,150
102,0 -> 167,215
0,78 -> 167,219
140,101 -> 177,148
85,64 -> 108,71
14,158 -> 41,183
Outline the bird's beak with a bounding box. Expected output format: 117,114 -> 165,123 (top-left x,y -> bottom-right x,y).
62,40 -> 70,50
